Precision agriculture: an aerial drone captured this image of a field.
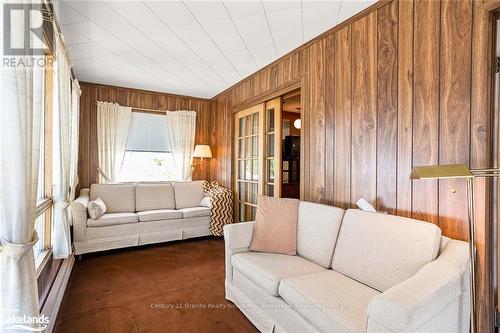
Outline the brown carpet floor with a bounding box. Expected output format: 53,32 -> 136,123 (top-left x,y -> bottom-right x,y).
55,238 -> 257,333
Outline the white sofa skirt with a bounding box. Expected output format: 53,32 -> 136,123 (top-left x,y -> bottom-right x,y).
226,269 -> 320,333
74,216 -> 210,255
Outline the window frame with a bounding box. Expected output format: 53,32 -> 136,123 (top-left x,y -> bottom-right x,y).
34,51 -> 54,268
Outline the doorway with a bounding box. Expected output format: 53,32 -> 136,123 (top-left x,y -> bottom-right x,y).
281,89 -> 301,199
233,89 -> 301,222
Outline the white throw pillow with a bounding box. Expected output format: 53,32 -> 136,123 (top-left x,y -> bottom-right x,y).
87,197 -> 107,219
200,196 -> 212,208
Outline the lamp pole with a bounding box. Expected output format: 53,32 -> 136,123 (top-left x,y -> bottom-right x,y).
466,177 -> 476,333
410,164 -> 500,333
468,168 -> 500,333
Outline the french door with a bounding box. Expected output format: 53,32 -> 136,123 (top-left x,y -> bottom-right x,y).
234,98 -> 282,222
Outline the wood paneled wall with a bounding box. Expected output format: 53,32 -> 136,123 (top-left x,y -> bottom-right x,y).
209,0 -> 495,330
78,82 -> 212,189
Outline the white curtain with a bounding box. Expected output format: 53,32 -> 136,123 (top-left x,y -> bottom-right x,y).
165,111 -> 197,181
0,3 -> 44,330
52,34 -> 77,259
97,102 -> 132,183
69,79 -> 81,201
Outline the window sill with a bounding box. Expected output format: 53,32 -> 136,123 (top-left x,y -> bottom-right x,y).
35,248 -> 52,278
36,197 -> 52,217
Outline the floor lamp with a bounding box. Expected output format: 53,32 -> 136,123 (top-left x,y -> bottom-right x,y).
410,164 -> 499,333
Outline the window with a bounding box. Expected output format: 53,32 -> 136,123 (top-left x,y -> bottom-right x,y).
34,77 -> 46,260
33,214 -> 46,258
33,53 -> 54,263
118,112 -> 176,182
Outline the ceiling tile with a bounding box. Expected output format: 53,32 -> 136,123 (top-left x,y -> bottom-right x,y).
54,1 -> 86,25
338,0 -> 376,24
67,41 -> 113,60
302,1 -> 341,42
61,20 -> 116,44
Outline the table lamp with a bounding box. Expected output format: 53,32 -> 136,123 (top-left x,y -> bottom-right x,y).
192,145 -> 212,168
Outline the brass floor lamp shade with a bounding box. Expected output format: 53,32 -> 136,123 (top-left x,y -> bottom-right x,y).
410,164 -> 499,333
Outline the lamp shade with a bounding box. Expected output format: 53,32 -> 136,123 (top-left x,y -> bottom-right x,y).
193,144 -> 212,159
293,118 -> 301,129
410,164 -> 473,179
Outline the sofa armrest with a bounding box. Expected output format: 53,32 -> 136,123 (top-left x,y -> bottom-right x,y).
223,221 -> 254,283
69,189 -> 89,242
367,239 -> 469,332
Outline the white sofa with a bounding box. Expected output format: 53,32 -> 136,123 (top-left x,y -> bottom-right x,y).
224,201 -> 470,333
70,181 -> 212,255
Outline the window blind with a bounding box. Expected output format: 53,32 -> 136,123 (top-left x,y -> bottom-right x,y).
127,112 -> 171,152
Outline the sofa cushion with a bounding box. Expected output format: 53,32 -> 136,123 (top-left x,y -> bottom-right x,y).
231,252 -> 325,296
279,270 -> 380,333
173,181 -> 205,209
297,201 -> 345,268
87,213 -> 138,227
135,183 -> 175,211
137,209 -> 182,222
180,207 -> 211,218
90,184 -> 135,213
332,209 -> 442,292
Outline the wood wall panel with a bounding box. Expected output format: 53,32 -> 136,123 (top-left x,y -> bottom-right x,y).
302,41 -> 326,203
376,1 -> 398,213
325,34 -> 335,205
209,92 -> 233,188
77,83 -> 211,189
207,0 -> 495,329
412,0 -> 440,223
299,48 -> 310,201
351,12 -> 378,206
471,1 -> 494,327
396,0 -> 413,217
438,0 -> 472,240
333,26 -> 352,209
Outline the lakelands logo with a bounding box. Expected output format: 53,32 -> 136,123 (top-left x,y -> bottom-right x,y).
1,311 -> 50,332
3,3 -> 50,56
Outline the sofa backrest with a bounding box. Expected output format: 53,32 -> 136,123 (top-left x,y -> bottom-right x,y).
297,201 -> 345,268
135,183 -> 175,211
331,209 -> 442,292
173,181 -> 205,209
90,184 -> 135,213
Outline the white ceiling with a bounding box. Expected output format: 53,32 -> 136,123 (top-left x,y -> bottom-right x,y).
55,0 -> 375,98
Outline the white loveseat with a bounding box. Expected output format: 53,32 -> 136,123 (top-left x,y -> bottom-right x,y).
224,201 -> 470,333
70,181 -> 212,255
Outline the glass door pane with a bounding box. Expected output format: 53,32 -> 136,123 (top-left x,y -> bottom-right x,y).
264,97 -> 281,198
235,104 -> 262,222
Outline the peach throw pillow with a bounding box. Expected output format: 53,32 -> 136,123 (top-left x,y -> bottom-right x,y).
249,196 -> 299,255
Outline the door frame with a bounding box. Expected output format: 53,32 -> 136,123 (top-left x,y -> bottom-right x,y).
263,97 -> 283,198
233,103 -> 265,222
231,84 -> 301,222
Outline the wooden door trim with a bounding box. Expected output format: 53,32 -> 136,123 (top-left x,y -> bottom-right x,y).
231,81 -> 300,114
264,97 -> 283,198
